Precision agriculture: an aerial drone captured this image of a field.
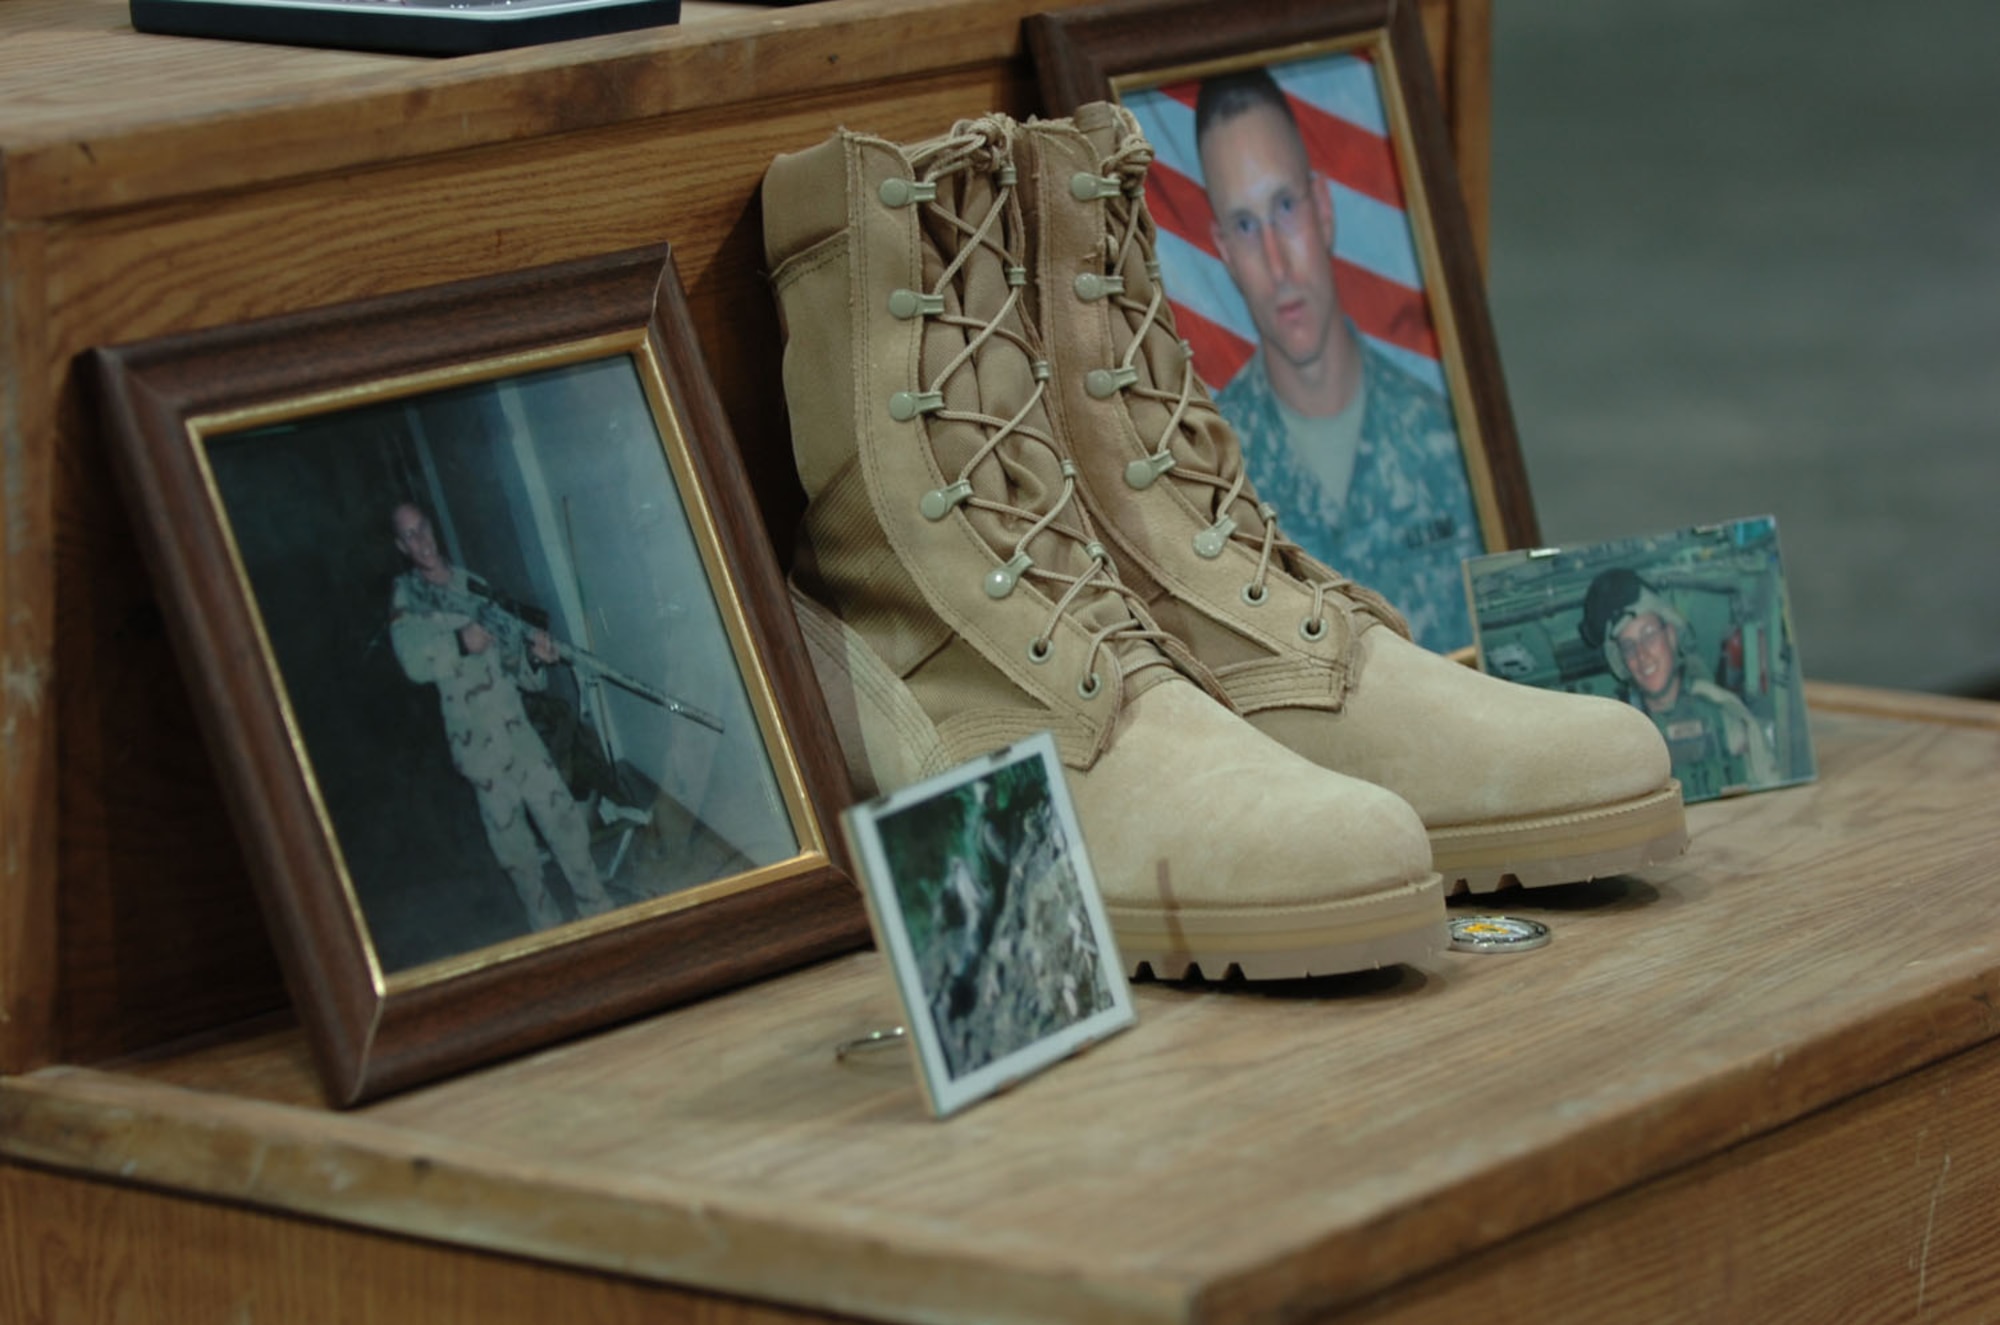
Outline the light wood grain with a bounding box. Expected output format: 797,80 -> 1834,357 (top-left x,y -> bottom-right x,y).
1340,1028 -> 2000,1324
1805,678 -> 2000,730
13,1026 -> 2000,1325
1445,0 -> 1490,269
6,705 -> 1999,1324
0,222 -> 60,1073
0,1162 -> 839,1325
0,0 -> 1122,220
0,0 -> 1475,221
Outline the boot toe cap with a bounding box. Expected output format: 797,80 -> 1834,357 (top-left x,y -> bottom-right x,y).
1070,679 -> 1433,911
1258,629 -> 1674,827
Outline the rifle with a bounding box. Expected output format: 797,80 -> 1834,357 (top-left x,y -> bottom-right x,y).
448,575 -> 724,734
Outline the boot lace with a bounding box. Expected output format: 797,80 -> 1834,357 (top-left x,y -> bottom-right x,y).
1091,128 -> 1408,672
901,119 -> 1181,706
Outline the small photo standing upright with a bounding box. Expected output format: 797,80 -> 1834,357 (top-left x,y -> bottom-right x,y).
1464,515 -> 1816,804
841,734 -> 1136,1119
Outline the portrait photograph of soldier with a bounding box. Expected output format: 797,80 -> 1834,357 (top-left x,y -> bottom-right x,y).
844,736 -> 1133,1117
1122,50 -> 1489,652
202,352 -> 804,973
1465,516 -> 1816,804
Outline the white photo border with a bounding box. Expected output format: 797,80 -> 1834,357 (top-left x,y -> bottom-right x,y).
841,732 -> 1135,1119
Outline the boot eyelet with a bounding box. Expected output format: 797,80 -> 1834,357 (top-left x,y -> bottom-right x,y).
1300,617 -> 1328,642
1240,583 -> 1269,606
1077,672 -> 1102,700
1027,638 -> 1053,664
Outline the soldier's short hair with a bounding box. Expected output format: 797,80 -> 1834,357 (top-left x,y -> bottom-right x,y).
1194,66 -> 1302,156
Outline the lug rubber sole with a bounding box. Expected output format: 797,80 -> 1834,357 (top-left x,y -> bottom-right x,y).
1109,872 -> 1447,981
1430,782 -> 1689,895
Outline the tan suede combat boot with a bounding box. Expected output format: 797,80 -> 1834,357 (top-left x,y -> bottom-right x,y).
764,114 -> 1444,977
1018,103 -> 1686,892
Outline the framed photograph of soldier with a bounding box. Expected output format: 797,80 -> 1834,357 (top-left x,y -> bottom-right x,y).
840,733 -> 1135,1119
89,244 -> 867,1105
1027,0 -> 1535,654
1464,515 -> 1817,805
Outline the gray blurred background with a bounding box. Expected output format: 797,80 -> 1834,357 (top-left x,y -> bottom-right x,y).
1487,0 -> 2000,697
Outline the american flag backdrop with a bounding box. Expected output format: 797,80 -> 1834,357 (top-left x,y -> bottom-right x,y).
1122,50 -> 1449,399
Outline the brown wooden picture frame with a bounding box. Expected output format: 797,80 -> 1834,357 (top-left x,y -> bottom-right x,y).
1028,0 -> 1538,651
90,245 -> 867,1105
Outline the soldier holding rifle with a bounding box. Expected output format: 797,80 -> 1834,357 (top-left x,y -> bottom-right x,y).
388,501 -> 617,932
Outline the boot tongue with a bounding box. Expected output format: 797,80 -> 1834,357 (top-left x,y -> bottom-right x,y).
1073,100 -> 1120,150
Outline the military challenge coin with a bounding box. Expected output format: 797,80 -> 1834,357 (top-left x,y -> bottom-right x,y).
1447,915 -> 1551,953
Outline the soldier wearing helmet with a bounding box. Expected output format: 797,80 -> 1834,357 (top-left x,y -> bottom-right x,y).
1579,568 -> 1778,799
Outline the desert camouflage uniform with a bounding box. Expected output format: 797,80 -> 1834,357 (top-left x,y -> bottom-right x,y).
391,566 -> 612,930
1632,675 -> 1779,802
1216,341 -> 1484,652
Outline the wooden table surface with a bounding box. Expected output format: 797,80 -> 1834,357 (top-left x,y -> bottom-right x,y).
4,687 -> 1997,1324
0,0 -> 1125,221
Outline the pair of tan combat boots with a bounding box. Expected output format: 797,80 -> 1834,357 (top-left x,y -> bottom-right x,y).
762,105 -> 1687,979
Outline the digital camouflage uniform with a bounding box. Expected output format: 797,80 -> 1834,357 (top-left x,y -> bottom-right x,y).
1632,675 -> 1779,802
1217,341 -> 1484,652
390,566 -> 612,931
